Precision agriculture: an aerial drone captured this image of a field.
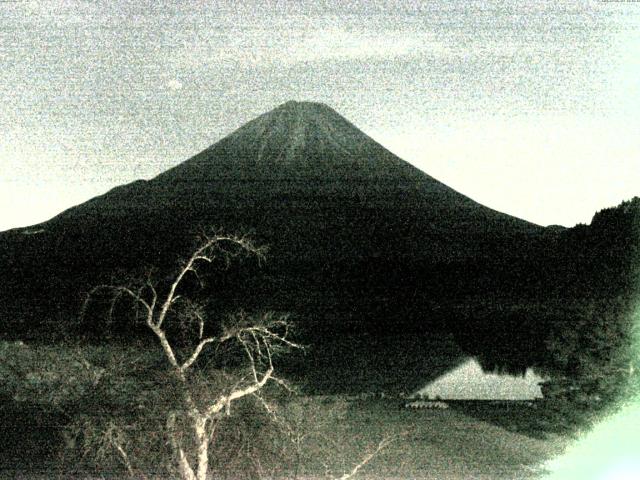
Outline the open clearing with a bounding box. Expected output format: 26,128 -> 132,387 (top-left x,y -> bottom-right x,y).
285,396 -> 570,480
1,396 -> 571,479
0,344 -> 573,479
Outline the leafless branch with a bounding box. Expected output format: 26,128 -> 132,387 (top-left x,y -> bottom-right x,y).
98,422 -> 146,480
334,436 -> 394,480
154,233 -> 263,329
180,337 -> 217,373
270,374 -> 297,394
81,231 -> 299,480
85,284 -> 152,317
167,412 -> 197,480
205,363 -> 275,419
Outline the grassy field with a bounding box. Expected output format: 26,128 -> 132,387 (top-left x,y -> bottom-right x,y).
0,341 -> 578,479
280,396 -> 570,480
0,395 -> 572,479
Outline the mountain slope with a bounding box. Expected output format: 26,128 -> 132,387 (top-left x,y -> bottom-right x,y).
1,101 -> 563,392
35,101 -> 541,266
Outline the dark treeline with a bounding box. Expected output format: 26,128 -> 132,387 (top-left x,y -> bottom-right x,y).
457,197 -> 639,405
1,198 -> 637,403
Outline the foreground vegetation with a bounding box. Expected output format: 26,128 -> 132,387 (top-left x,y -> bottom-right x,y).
1,201 -> 637,479
1,233 -> 400,479
0,328 -> 630,479
0,345 -> 571,479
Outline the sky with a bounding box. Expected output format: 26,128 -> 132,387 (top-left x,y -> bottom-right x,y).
1,0 -> 639,231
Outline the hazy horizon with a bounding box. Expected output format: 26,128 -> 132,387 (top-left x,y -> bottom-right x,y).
1,0 -> 639,231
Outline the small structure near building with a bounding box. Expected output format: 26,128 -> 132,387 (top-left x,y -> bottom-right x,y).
404,400 -> 449,410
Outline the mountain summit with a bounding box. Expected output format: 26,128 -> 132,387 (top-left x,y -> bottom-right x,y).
155,100 -> 435,184
4,99 -> 543,286
42,100 -> 540,267
204,100 -> 384,170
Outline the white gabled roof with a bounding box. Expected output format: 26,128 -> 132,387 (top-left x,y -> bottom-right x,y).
414,358 -> 545,400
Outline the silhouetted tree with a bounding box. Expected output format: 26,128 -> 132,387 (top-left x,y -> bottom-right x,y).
81,233 -> 301,480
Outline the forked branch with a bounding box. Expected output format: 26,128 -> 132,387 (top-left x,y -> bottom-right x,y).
82,232 -> 301,480
335,436 -> 395,480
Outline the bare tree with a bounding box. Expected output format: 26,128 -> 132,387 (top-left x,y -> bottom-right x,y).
84,233 -> 301,480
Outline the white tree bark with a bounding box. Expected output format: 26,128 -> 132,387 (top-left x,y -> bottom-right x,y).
85,233 -> 296,480
194,415 -> 209,480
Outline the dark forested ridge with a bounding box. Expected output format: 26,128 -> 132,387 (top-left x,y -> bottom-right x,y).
1,101 -> 638,396
450,196 -> 639,410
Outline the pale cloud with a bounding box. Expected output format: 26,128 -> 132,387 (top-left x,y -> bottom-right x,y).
288,29 -> 449,62
167,26 -> 449,71
167,78 -> 183,91
13,0 -> 98,23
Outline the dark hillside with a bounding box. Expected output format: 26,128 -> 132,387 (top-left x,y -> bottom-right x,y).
1,102 -> 636,395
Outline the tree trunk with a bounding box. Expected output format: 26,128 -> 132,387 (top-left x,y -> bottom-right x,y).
168,412 -> 198,480
195,415 -> 210,480
176,444 -> 197,480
